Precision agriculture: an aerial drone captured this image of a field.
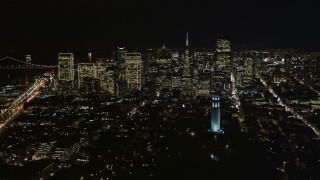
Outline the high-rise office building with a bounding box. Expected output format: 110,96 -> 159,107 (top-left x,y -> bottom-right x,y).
171,75 -> 181,89
77,63 -> 97,91
96,61 -> 116,95
114,47 -> 127,64
235,65 -> 244,87
113,48 -> 128,96
242,56 -> 254,87
125,53 -> 142,92
58,53 -> 75,95
210,71 -> 224,94
76,58 -> 117,95
215,38 -> 232,96
215,38 -> 231,75
211,95 -> 221,132
198,70 -> 211,97
81,77 -> 100,95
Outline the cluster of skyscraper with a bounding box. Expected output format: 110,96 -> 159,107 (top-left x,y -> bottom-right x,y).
57,52 -> 142,96
57,34 -> 234,132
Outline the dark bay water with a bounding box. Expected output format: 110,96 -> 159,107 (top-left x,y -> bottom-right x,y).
0,69 -> 50,86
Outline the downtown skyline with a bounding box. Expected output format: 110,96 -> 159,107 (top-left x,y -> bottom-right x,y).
1,0 -> 320,176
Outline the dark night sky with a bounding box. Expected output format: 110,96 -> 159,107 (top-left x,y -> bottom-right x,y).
0,0 -> 319,63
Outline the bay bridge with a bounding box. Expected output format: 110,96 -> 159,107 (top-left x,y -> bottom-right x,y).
0,56 -> 57,69
0,56 -> 56,131
0,76 -> 46,130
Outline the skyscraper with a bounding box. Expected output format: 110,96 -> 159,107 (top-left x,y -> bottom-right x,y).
181,32 -> 193,96
96,61 -> 116,95
214,38 -> 232,97
211,95 -> 221,132
77,63 -> 97,91
125,53 -> 142,92
210,71 -> 224,94
114,47 -> 127,64
113,47 -> 129,97
81,77 -> 100,95
242,56 -> 254,87
198,70 -> 211,96
58,53 -> 75,95
215,38 -> 231,75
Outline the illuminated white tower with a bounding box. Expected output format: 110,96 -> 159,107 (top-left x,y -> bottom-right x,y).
211,95 -> 221,132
